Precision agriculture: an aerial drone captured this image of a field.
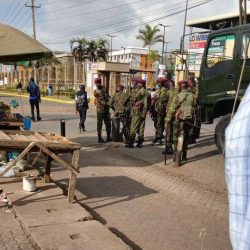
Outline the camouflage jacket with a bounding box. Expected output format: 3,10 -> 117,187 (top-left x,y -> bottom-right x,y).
165,90 -> 196,123
166,88 -> 178,112
154,87 -> 169,113
130,88 -> 147,115
110,92 -> 130,115
94,86 -> 110,113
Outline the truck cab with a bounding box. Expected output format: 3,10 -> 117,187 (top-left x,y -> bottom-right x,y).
199,24 -> 250,152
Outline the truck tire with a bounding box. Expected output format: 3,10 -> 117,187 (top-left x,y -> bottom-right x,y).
214,114 -> 231,154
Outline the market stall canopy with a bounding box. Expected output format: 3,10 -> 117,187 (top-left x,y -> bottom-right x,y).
0,23 -> 52,62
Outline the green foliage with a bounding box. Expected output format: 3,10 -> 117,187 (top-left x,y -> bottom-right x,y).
136,24 -> 163,49
68,89 -> 76,99
149,50 -> 160,63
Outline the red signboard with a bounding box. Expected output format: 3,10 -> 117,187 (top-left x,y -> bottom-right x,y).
188,41 -> 207,49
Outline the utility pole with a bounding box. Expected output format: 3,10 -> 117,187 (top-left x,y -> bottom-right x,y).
239,0 -> 248,25
159,24 -> 170,65
106,34 -> 116,62
121,47 -> 126,63
25,0 -> 41,40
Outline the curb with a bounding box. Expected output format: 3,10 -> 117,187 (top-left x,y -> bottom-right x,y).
0,92 -> 75,104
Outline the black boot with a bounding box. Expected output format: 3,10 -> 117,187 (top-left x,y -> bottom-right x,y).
153,137 -> 162,146
81,123 -> 86,132
106,135 -> 112,142
98,135 -> 105,143
136,138 -> 143,148
79,123 -> 82,133
182,151 -> 187,161
125,136 -> 135,148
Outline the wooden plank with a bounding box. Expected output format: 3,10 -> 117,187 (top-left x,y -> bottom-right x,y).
35,143 -> 79,175
44,155 -> 52,183
35,132 -> 49,142
0,142 -> 36,177
68,149 -> 80,203
0,131 -> 11,140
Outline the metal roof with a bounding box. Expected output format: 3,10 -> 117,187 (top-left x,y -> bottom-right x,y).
187,10 -> 250,29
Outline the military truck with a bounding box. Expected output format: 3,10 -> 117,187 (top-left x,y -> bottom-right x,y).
198,24 -> 250,152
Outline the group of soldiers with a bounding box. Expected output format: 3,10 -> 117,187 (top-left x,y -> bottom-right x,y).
93,76 -> 199,162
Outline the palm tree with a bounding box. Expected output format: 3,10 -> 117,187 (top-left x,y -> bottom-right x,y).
136,24 -> 163,49
95,38 -> 109,61
70,38 -> 88,62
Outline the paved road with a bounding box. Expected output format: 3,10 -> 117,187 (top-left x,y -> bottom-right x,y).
0,95 -> 230,250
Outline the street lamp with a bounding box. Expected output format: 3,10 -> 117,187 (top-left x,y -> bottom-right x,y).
106,34 -> 116,62
181,0 -> 189,70
159,24 -> 171,65
121,46 -> 126,63
164,42 -> 172,65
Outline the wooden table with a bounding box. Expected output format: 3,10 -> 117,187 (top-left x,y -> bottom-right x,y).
0,130 -> 81,203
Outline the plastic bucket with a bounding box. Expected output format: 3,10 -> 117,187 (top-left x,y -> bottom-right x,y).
24,117 -> 31,130
23,176 -> 36,192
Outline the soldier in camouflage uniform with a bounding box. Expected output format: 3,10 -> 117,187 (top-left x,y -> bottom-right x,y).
110,84 -> 130,143
152,78 -> 168,145
94,78 -> 112,143
165,80 -> 196,162
125,79 -> 147,148
188,78 -> 199,144
162,79 -> 178,154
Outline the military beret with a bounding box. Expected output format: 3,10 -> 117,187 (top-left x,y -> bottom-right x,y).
131,77 -> 139,84
138,78 -> 146,85
178,80 -> 188,86
94,78 -> 102,84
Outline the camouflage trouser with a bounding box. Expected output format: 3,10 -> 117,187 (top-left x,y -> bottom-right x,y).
115,113 -> 130,143
154,112 -> 165,138
97,111 -> 111,137
173,119 -> 192,152
130,114 -> 145,141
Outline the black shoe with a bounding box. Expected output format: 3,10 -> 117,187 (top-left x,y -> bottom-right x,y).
154,139 -> 162,146
182,152 -> 188,161
98,137 -> 106,143
125,143 -> 134,148
152,138 -> 157,143
37,117 -> 42,121
106,136 -> 112,142
31,117 -> 36,122
136,143 -> 143,148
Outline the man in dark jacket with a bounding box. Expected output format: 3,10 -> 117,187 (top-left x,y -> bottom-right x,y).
75,85 -> 90,132
27,78 -> 41,122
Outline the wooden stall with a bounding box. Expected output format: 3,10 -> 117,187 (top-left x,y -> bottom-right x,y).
0,130 -> 81,203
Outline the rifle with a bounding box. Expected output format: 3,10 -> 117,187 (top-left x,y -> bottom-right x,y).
164,121 -> 174,165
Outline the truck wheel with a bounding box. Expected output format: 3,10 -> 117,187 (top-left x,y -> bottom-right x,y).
214,114 -> 231,154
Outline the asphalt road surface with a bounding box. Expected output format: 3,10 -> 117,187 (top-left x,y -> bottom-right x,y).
0,95 -> 230,250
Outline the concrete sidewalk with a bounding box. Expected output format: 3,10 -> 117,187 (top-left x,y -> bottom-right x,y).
1,173 -> 130,250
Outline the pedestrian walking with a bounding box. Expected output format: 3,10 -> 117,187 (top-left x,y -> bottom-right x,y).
110,84 -> 130,142
93,78 -> 112,143
75,84 -> 90,132
27,77 -> 41,122
165,80 -> 196,164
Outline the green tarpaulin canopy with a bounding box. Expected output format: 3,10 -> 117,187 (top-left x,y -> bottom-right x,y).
0,23 -> 52,62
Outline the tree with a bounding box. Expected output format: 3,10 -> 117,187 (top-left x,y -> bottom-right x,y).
70,37 -> 88,62
136,24 -> 163,49
148,49 -> 160,63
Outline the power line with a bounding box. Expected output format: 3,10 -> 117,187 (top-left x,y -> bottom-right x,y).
36,0 -> 149,23
0,0 -> 15,22
41,0 -> 205,42
8,2 -> 26,25
12,8 -> 30,27
42,0 -> 211,45
37,0 -> 97,16
4,0 -> 23,23
25,0 -> 41,40
40,0 -> 172,39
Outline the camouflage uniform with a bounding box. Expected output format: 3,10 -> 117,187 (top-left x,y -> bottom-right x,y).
165,89 -> 196,158
94,86 -> 111,141
164,88 -> 178,150
153,86 -> 168,143
188,83 -> 199,143
110,91 -> 130,142
127,87 -> 147,147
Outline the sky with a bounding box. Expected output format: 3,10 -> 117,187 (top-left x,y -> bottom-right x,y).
0,0 -> 241,52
